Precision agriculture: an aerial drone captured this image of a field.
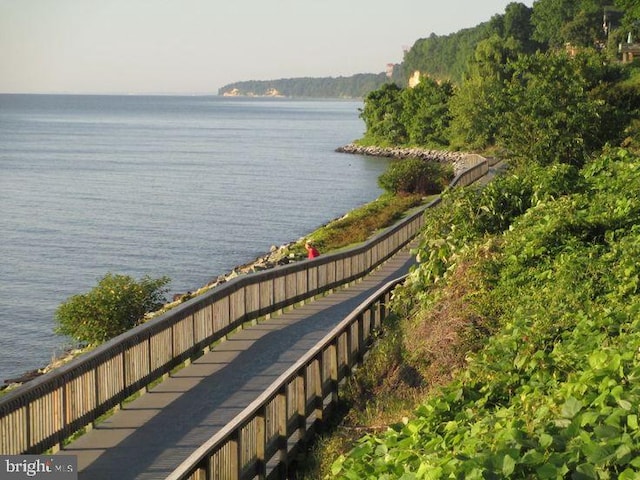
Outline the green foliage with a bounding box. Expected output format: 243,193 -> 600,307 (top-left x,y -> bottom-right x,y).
406,162 -> 581,295
447,73 -> 500,150
359,79 -> 454,148
499,50 -> 603,167
378,159 -> 452,196
359,83 -> 407,146
331,148 -> 640,479
491,2 -> 540,54
55,273 -> 170,345
615,0 -> 640,33
400,79 -> 453,147
589,64 -> 640,147
531,0 -> 609,48
299,192 -> 426,255
447,34 -> 520,150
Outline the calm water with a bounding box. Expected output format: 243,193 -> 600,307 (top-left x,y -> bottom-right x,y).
0,94 -> 389,381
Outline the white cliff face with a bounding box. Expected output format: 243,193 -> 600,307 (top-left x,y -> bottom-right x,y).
408,70 -> 421,88
221,87 -> 284,97
222,88 -> 241,96
265,87 -> 283,97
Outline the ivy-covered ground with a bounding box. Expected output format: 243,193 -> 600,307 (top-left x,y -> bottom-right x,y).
330,148 -> 640,479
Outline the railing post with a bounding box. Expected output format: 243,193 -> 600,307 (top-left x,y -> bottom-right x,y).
296,374 -> 306,440
276,388 -> 288,478
357,314 -> 365,362
24,402 -> 31,453
371,300 -> 381,331
190,463 -> 208,480
326,340 -> 339,407
313,355 -> 323,423
256,407 -> 266,479
344,325 -> 353,371
230,430 -> 240,480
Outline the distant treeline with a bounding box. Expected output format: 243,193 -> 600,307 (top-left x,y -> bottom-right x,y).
217,73 -> 389,98
218,73 -> 389,98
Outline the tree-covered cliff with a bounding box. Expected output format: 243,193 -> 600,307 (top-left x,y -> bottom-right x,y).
396,0 -> 629,85
359,0 -> 640,157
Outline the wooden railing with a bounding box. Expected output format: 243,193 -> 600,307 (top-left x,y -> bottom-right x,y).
165,275 -> 407,480
0,156 -> 492,455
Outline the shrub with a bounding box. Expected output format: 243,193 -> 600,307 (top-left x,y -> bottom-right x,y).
55,273 -> 170,345
378,158 -> 452,195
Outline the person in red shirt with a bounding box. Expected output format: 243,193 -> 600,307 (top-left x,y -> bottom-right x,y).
305,241 -> 320,259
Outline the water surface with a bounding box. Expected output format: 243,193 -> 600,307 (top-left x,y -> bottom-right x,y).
0,95 -> 389,380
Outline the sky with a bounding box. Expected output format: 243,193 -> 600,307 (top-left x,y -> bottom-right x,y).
0,0 -> 535,95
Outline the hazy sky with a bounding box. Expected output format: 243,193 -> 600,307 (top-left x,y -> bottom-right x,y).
0,0 -> 535,94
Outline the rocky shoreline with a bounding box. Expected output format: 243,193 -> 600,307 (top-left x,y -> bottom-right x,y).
171,240 -> 305,303
335,143 -> 478,175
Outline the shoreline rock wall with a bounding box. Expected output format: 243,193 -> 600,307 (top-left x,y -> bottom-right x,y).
336,144 -> 477,175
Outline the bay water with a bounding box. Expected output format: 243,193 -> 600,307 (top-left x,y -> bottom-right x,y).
0,95 -> 389,382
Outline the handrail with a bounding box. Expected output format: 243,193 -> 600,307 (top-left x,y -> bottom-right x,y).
166,275 -> 408,480
0,157 -> 490,455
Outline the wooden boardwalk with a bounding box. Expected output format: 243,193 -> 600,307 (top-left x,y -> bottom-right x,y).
56,163 -> 505,479
60,247 -> 418,479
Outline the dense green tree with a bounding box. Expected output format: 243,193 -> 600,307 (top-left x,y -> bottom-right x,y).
400,78 -> 453,147
448,75 -> 501,150
402,25 -> 492,84
359,83 -> 406,145
570,0 -> 612,45
531,0 -> 576,47
581,53 -> 640,146
473,33 -> 523,70
503,3 -> 535,46
531,0 -> 610,48
218,73 -> 389,98
55,273 -> 170,345
448,35 -> 519,149
378,158 -> 451,195
615,0 -> 640,25
498,51 -> 602,166
490,2 -> 540,53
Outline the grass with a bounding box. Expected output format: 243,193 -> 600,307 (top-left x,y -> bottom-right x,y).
290,192 -> 429,256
